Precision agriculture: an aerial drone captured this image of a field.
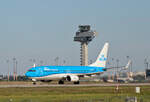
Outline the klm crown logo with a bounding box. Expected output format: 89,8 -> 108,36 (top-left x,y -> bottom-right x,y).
99,55 -> 107,61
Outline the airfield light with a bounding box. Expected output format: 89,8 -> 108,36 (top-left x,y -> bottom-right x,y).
6,60 -> 9,81
13,58 -> 16,81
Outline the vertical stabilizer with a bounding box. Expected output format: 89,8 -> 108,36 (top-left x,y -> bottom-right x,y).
89,42 -> 109,68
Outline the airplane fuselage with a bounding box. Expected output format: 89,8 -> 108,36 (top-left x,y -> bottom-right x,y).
25,66 -> 104,81
25,42 -> 109,84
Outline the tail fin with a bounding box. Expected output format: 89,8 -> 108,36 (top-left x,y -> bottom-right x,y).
89,42 -> 109,68
124,60 -> 131,69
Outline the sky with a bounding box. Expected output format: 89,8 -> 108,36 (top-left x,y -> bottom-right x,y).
0,0 -> 150,75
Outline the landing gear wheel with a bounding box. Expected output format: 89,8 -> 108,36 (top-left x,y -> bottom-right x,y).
74,81 -> 80,84
33,82 -> 36,85
58,80 -> 64,84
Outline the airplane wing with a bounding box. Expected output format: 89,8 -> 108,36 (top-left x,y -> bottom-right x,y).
61,60 -> 131,79
81,72 -> 104,77
104,60 -> 132,71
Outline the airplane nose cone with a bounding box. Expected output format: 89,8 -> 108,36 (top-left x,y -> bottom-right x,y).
25,72 -> 30,77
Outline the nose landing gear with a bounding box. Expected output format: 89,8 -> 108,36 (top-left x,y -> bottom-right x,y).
32,82 -> 36,85
32,79 -> 37,85
74,81 -> 80,84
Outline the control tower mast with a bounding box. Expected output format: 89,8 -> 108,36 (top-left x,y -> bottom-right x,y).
74,25 -> 96,66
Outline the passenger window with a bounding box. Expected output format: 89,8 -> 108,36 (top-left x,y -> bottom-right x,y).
28,70 -> 36,72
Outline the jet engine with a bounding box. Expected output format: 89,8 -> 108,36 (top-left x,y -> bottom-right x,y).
66,75 -> 79,82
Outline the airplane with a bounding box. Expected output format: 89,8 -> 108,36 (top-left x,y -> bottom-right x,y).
25,42 -> 129,84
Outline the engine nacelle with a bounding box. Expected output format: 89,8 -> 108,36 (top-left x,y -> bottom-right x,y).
66,75 -> 79,82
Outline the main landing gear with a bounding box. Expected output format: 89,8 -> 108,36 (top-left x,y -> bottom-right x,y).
58,80 -> 64,84
58,80 -> 80,84
74,81 -> 80,84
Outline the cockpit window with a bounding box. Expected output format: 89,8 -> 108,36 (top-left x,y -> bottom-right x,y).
28,70 -> 36,72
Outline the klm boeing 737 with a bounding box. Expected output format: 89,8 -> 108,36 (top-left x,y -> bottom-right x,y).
25,42 -> 130,84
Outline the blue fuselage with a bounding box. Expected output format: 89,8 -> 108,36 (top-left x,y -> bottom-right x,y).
25,66 -> 105,78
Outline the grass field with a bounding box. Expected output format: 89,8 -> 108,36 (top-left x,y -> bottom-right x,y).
0,85 -> 150,102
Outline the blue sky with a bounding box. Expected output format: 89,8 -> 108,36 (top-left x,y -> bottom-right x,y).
0,0 -> 150,75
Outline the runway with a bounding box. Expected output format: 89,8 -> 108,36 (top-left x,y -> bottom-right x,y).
0,83 -> 150,88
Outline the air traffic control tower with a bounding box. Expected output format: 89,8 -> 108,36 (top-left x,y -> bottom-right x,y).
74,25 -> 96,66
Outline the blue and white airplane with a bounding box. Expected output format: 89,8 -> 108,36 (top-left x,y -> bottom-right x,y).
25,42 -> 128,84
